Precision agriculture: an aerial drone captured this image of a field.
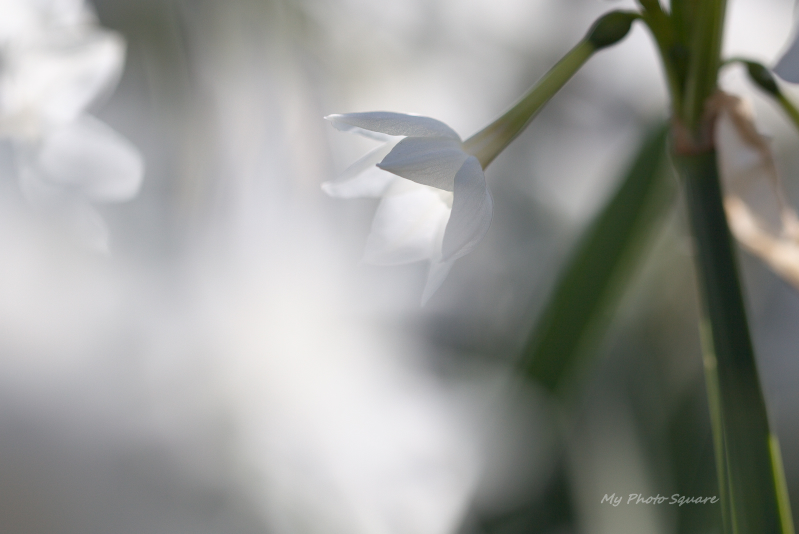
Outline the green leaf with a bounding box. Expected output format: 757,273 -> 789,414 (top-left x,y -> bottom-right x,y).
520,123 -> 673,393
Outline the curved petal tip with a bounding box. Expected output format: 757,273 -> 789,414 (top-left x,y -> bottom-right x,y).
421,260 -> 455,305
442,156 -> 492,262
325,111 -> 461,140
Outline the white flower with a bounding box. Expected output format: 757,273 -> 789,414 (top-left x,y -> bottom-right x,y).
0,0 -> 143,250
323,112 -> 493,304
319,17 -> 628,302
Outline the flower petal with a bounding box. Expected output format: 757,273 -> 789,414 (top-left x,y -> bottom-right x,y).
36,114 -> 144,202
363,179 -> 451,266
69,201 -> 110,252
1,29 -> 125,133
0,1 -> 37,41
421,259 -> 455,305
44,0 -> 96,27
442,156 -> 492,262
18,158 -> 64,207
18,165 -> 110,251
321,142 -> 397,198
775,30 -> 799,83
326,112 -> 461,140
323,165 -> 397,199
377,137 -> 468,191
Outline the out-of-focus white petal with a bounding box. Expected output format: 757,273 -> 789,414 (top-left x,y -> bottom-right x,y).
0,0 -> 95,42
775,30 -> 799,83
323,165 -> 397,199
0,0 -> 37,41
43,0 -> 95,27
377,137 -> 468,191
327,112 -> 461,140
18,165 -> 110,251
322,142 -> 397,198
1,29 -> 125,134
18,158 -> 64,207
36,114 -> 144,202
421,260 -> 455,306
442,156 -> 492,261
69,201 -> 109,252
363,179 -> 451,266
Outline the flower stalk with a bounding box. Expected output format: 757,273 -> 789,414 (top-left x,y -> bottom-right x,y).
463,11 -> 639,168
640,1 -> 796,532
322,11 -> 639,304
681,0 -> 726,131
637,0 -> 683,113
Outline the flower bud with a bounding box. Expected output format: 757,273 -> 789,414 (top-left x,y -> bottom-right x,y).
585,11 -> 638,50
743,61 -> 781,97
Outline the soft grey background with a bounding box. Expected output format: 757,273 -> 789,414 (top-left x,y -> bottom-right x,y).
1,0 -> 797,533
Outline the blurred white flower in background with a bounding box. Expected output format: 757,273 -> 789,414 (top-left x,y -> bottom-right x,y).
0,0 -> 143,250
323,112 -> 492,304
774,0 -> 799,82
0,1 -> 521,529
775,36 -> 799,82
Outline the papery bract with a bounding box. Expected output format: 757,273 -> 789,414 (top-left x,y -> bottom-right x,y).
714,92 -> 799,290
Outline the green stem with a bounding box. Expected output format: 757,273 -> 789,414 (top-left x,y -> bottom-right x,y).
682,0 -> 726,130
675,152 -> 784,534
464,11 -> 639,168
637,2 -> 683,115
463,41 -> 594,168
